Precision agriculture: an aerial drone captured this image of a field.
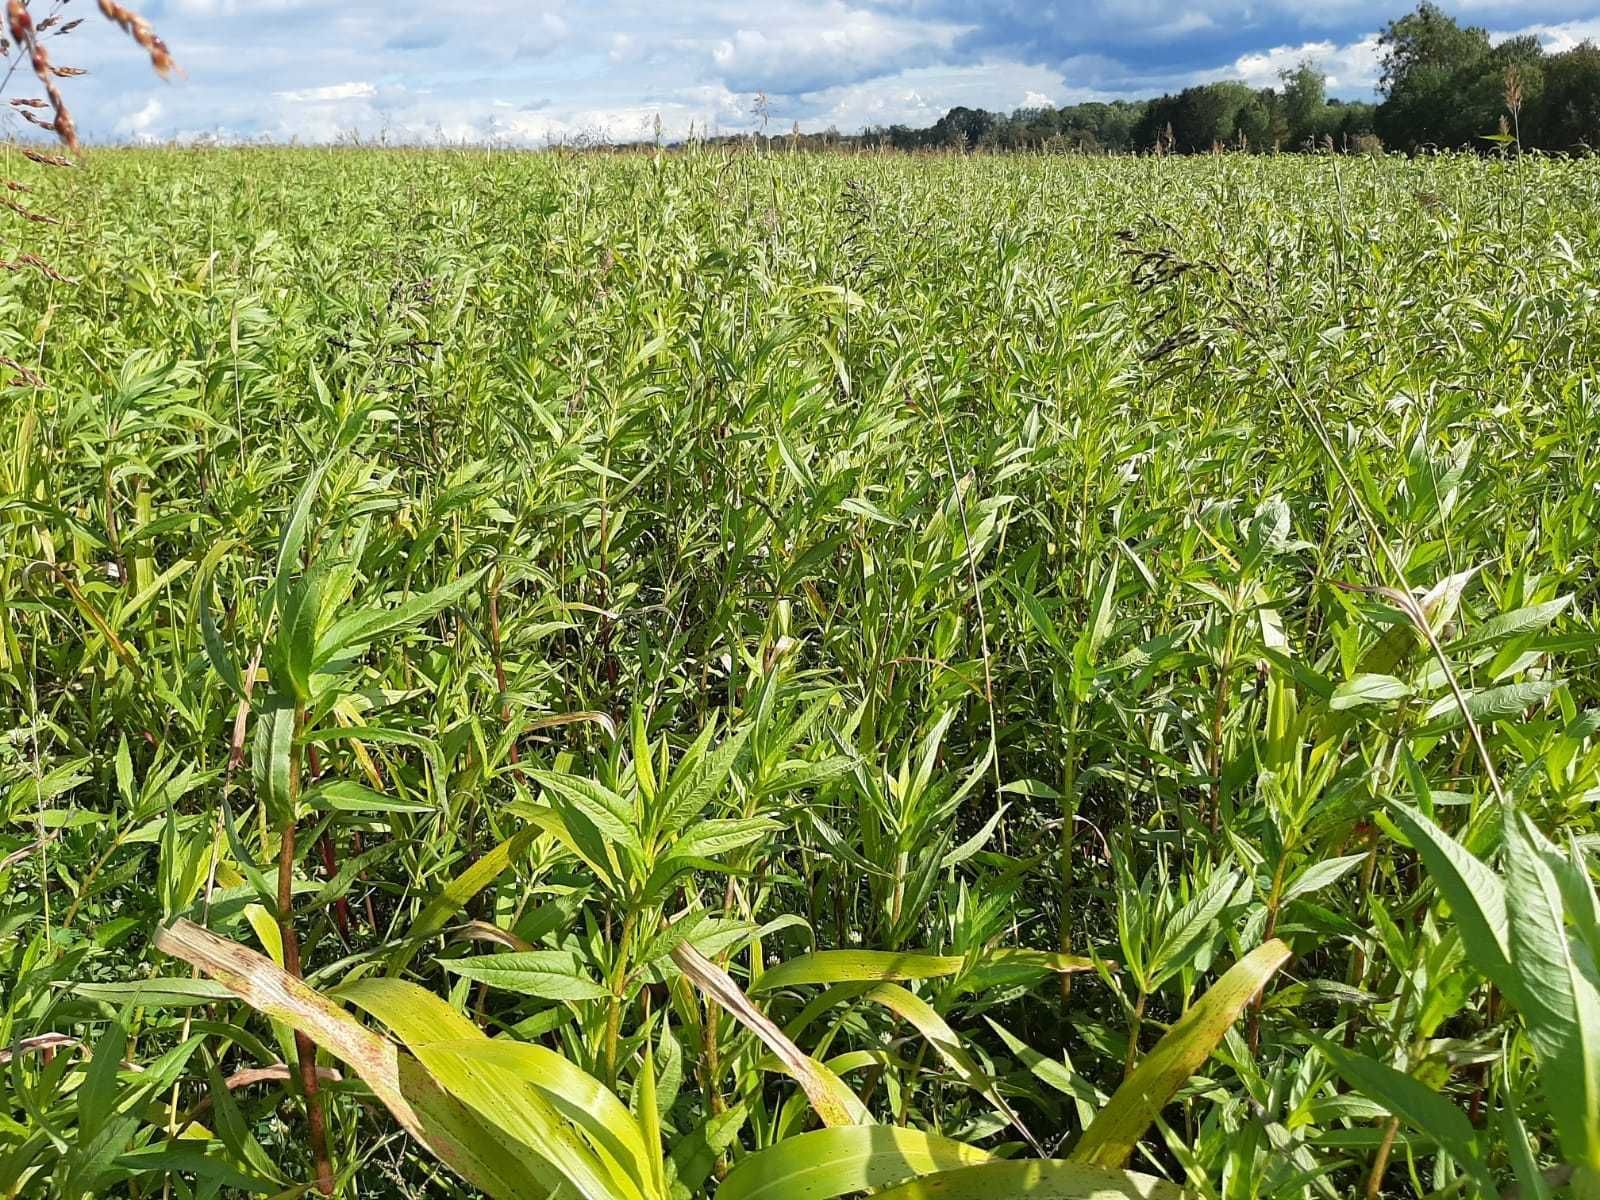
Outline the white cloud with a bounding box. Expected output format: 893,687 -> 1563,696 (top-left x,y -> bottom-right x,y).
1024,89 -> 1054,107
274,81 -> 377,103
793,60 -> 1090,130
707,3 -> 970,92
1229,36 -> 1382,93
1497,15 -> 1600,49
114,97 -> 163,140
1213,16 -> 1600,104
166,0 -> 313,14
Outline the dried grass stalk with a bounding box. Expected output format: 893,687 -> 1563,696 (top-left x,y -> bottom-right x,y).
6,0 -> 77,148
96,0 -> 175,77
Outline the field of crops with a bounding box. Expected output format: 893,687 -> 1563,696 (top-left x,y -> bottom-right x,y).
2,147 -> 1599,1198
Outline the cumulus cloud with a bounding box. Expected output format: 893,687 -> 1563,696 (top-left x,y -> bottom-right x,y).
707,4 -> 970,92
1229,36 -> 1383,93
1499,14 -> 1600,48
114,97 -> 164,140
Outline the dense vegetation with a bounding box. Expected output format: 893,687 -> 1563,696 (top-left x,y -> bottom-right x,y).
2,147 -> 1599,1199
753,4 -> 1600,154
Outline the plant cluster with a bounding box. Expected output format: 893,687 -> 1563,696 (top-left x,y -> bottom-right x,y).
1,146 -> 1597,1198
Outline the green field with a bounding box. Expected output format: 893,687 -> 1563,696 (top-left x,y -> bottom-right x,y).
3,148 -> 1599,1198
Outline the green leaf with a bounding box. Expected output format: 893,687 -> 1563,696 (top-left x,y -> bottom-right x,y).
272,462 -> 328,606
72,978 -> 241,1008
530,771 -> 641,857
440,951 -> 609,1001
112,1144 -> 279,1194
304,779 -> 436,814
870,1159 -> 1184,1199
665,816 -> 780,863
1419,681 -> 1557,733
317,567 -> 487,662
986,1018 -> 1099,1108
413,1040 -> 636,1200
76,1019 -> 127,1140
199,585 -> 246,702
670,941 -> 867,1127
1146,870 -> 1238,986
940,803 -> 1007,868
278,560 -> 335,701
1454,596 -> 1572,649
1282,854 -> 1367,904
251,705 -> 297,830
1330,674 -> 1411,710
655,721 -> 752,835
1385,802 -> 1513,996
859,982 -> 1041,1153
1503,810 -> 1600,1169
754,948 -> 1094,993
1497,1103 -> 1553,1200
392,825 -> 542,973
204,1058 -> 284,1187
718,1126 -> 992,1200
1072,939 -> 1290,1168
153,919 -> 576,1200
1318,1041 -> 1492,1189
340,977 -> 652,1195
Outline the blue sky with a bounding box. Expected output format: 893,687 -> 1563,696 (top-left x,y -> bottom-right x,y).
26,0 -> 1600,144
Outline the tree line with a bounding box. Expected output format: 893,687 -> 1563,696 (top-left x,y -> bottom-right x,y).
735,4 -> 1599,155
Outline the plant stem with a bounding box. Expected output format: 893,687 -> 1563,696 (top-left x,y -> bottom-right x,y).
602,907 -> 638,1089
276,708 -> 333,1197
1059,708 -> 1080,1008
1365,1116 -> 1400,1199
1123,990 -> 1147,1079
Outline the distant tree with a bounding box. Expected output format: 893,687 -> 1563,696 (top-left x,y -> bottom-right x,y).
1234,89 -> 1277,150
1279,60 -> 1327,146
1135,94 -> 1184,151
762,8 -> 1588,161
1468,37 -> 1545,147
1378,1 -> 1490,92
1329,99 -> 1379,147
1063,101 -> 1144,152
1376,2 -> 1493,149
1535,41 -> 1600,150
1178,82 -> 1257,150
929,106 -> 994,151
885,123 -> 923,151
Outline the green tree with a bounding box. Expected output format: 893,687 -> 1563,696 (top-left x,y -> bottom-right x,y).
1533,41 -> 1600,150
1378,1 -> 1490,92
930,106 -> 995,151
1234,89 -> 1278,150
1375,2 -> 1491,149
1137,82 -> 1256,152
1279,60 -> 1327,147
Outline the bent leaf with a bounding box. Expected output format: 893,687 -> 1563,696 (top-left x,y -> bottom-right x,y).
858,982 -> 1043,1155
152,919 -> 566,1200
392,825 -> 542,972
670,941 -> 866,1127
1072,938 -> 1290,1168
340,977 -> 653,1193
